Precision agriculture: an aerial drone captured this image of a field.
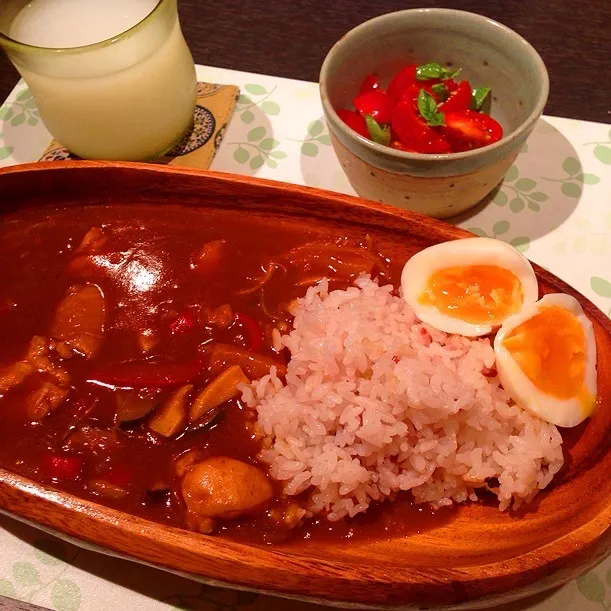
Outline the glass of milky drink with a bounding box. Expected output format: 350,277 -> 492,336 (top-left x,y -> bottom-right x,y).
0,0 -> 197,161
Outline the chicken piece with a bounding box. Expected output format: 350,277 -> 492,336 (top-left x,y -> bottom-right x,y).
55,341 -> 73,360
181,457 -> 273,521
173,449 -> 206,478
25,381 -> 69,421
75,227 -> 108,254
174,448 -> 203,478
0,361 -> 33,394
50,284 -> 106,359
26,336 -> 70,387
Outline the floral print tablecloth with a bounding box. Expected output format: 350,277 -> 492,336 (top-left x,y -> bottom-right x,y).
0,64 -> 610,611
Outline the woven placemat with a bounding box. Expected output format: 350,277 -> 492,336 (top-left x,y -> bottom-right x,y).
39,82 -> 239,168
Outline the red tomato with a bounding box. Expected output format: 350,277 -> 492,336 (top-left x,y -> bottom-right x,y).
88,361 -> 201,387
336,108 -> 369,139
400,80 -> 443,107
439,80 -> 472,113
391,100 -> 451,154
233,312 -> 263,352
390,140 -> 411,152
353,90 -> 395,124
445,79 -> 459,93
442,110 -> 503,151
359,73 -> 380,94
387,65 -> 417,100
169,309 -> 195,335
42,454 -> 84,480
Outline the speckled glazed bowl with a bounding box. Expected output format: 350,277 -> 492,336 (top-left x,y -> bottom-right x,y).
320,8 -> 549,218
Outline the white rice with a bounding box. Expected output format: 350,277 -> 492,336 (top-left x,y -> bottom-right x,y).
241,276 -> 564,522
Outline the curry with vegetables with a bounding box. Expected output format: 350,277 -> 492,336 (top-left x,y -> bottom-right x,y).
0,203 -> 404,543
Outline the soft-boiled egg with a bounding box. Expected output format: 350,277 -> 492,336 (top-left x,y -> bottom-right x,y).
494,293 -> 597,427
401,237 -> 539,336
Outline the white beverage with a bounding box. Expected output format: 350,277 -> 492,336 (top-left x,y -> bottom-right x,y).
7,0 -> 197,160
10,0 -> 160,48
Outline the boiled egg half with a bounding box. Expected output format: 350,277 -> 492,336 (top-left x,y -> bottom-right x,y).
493,293 -> 597,427
401,237 -> 539,337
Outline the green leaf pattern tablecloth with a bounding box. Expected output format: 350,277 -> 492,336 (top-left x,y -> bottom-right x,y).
1,64 -> 610,611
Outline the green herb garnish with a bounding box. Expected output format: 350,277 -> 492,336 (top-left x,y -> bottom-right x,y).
364,115 -> 391,146
417,90 -> 445,126
416,62 -> 461,81
431,83 -> 450,102
471,86 -> 491,110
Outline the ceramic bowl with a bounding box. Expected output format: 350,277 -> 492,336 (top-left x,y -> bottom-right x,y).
319,8 -> 549,218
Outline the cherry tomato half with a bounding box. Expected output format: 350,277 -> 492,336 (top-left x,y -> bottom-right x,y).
359,73 -> 380,94
442,110 -> 503,151
439,80 -> 472,113
336,108 -> 369,139
387,64 -> 417,100
353,90 -> 395,124
391,100 -> 451,154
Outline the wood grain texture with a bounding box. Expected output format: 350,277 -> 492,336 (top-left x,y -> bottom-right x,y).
0,597 -> 50,611
0,161 -> 610,609
0,0 -> 609,123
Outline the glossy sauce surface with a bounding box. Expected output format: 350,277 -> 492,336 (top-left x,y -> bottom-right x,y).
0,203 -> 459,544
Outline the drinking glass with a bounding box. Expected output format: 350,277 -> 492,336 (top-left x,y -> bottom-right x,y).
0,0 -> 197,161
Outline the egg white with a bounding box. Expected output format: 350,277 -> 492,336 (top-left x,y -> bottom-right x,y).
401,237 -> 539,337
493,293 -> 597,428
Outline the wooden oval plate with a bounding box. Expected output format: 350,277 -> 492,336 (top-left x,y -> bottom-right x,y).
0,161 -> 610,610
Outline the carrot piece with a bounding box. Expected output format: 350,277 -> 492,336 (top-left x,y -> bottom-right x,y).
149,384 -> 192,437
207,343 -> 287,380
190,365 -> 249,423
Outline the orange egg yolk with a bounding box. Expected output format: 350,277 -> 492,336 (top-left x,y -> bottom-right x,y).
502,305 -> 586,400
419,265 -> 523,324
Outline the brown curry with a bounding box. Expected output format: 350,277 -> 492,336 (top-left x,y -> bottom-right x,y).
0,202 -> 444,544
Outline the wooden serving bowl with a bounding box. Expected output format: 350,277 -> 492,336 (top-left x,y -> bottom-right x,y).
0,161 -> 610,610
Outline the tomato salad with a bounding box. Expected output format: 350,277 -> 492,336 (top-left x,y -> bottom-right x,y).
336,62 -> 503,154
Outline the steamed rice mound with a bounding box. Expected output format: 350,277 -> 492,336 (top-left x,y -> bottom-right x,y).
241,276 -> 564,521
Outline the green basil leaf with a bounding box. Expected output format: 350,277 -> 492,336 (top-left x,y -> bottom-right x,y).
364,115 -> 391,146
471,86 -> 491,110
416,62 -> 461,81
417,90 -> 445,126
431,83 -> 449,102
416,62 -> 443,80
444,68 -> 461,80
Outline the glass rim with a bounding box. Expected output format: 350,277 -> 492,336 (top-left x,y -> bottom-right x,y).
0,0 -> 168,54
